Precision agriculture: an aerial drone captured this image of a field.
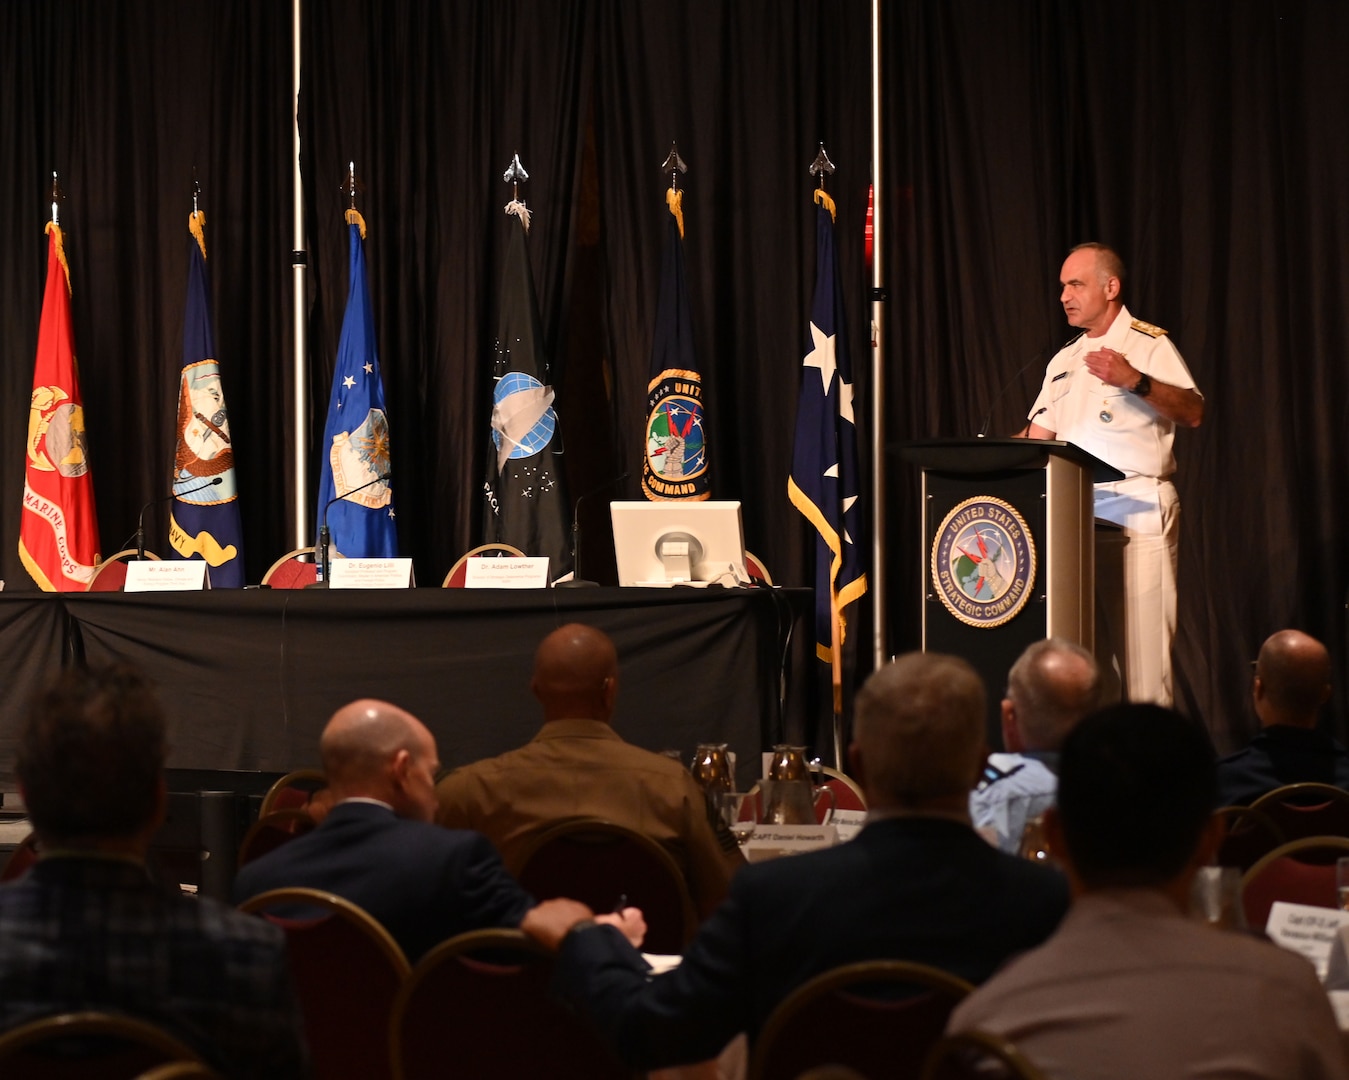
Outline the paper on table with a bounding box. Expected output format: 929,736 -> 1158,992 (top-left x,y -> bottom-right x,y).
1267,901 -> 1349,981
642,953 -> 682,974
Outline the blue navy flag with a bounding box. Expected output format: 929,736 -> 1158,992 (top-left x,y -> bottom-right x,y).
315,212 -> 396,563
642,191 -> 710,501
788,193 -> 868,662
167,212 -> 245,587
483,210 -> 570,574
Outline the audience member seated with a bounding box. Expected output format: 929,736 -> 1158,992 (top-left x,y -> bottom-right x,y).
1216,629 -> 1349,807
524,652 -> 1070,1071
233,698 -> 632,962
0,665 -> 306,1079
971,638 -> 1100,853
948,702 -> 1349,1079
436,622 -> 741,918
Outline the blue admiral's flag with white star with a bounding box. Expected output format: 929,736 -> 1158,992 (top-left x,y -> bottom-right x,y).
642,192 -> 710,501
788,194 -> 867,662
315,212 -> 396,564
482,211 -> 570,574
167,211 -> 245,586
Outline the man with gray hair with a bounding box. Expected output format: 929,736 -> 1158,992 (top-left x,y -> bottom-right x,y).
972,639 -> 1101,853
523,652 -> 1070,1072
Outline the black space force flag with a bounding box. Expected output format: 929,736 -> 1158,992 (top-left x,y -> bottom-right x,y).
482,212 -> 570,575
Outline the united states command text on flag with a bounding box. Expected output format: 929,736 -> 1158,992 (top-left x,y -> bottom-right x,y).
642,189 -> 710,501
788,189 -> 867,662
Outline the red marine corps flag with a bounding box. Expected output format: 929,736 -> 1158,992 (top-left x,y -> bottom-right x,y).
19,219 -> 102,590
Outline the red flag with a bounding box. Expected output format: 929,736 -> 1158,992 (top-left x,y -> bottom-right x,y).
19,223 -> 101,590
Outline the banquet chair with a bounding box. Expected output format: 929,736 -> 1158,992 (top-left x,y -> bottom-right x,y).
0,1010 -> 203,1080
0,830 -> 41,882
811,764 -> 868,813
922,1029 -> 1048,1080
239,887 -> 410,1080
260,546 -> 318,589
236,809 -> 318,868
389,928 -> 632,1080
748,960 -> 974,1080
743,550 -> 774,585
515,818 -> 698,953
259,768 -> 328,816
1247,783 -> 1349,841
440,543 -> 526,587
85,549 -> 161,592
1239,835 -> 1349,930
134,1063 -> 225,1080
1212,805 -> 1285,871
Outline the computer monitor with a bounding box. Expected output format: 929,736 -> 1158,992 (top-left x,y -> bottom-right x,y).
610,501 -> 749,586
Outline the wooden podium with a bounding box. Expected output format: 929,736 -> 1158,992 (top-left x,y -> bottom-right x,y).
899,438 -> 1122,747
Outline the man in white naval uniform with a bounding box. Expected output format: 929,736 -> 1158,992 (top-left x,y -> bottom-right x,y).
1021,243 -> 1203,705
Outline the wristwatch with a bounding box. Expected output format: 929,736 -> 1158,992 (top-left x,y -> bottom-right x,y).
1130,372 -> 1152,398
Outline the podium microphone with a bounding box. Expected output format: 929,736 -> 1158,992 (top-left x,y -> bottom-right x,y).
976,350 -> 1049,439
311,473 -> 392,588
557,471 -> 630,589
137,478 -> 223,560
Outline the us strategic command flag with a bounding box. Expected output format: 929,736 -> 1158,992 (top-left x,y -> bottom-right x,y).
168,211 -> 244,586
482,209 -> 570,574
641,191 -> 710,501
788,191 -> 868,662
315,210 -> 396,562
19,221 -> 102,590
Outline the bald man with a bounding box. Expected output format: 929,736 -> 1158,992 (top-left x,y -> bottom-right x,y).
1216,630 -> 1348,806
436,623 -> 741,918
232,699 -> 535,962
971,639 -> 1101,853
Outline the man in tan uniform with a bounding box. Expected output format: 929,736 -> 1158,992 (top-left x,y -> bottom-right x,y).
436,622 -> 741,918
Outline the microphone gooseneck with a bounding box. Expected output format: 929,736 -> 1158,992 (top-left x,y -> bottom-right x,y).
557,471 -> 631,588
315,472 -> 392,586
977,349 -> 1050,439
137,477 -> 224,560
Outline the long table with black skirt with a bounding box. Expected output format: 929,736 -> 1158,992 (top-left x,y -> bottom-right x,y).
0,586 -> 811,792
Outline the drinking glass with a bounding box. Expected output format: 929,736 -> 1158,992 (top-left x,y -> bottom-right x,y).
1336,858 -> 1349,911
718,791 -> 757,844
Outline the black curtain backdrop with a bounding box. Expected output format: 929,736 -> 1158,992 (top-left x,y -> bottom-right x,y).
3,1 -> 1349,754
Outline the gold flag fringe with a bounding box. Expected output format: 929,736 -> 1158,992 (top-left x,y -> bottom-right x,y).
814,188 -> 837,223
188,211 -> 208,259
45,221 -> 71,295
345,208 -> 367,238
504,199 -> 532,234
666,187 -> 684,238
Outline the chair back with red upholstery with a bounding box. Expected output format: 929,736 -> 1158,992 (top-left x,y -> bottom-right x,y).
260,548 -> 318,589
1,831 -> 41,882
1239,835 -> 1349,930
441,544 -> 527,587
238,888 -> 410,1080
85,550 -> 162,592
0,1010 -> 203,1080
922,1029 -> 1049,1080
236,810 -> 318,868
515,818 -> 697,954
749,960 -> 974,1080
259,769 -> 328,817
390,928 -> 630,1080
1248,783 -> 1349,841
1213,805 -> 1286,872
811,764 -> 868,814
743,550 -> 774,586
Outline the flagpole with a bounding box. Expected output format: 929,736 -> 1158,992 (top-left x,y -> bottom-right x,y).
290,0 -> 310,550
869,0 -> 888,671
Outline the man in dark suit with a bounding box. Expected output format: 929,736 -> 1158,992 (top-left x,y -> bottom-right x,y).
1216,629 -> 1349,806
0,665 -> 306,1079
232,698 -> 539,963
525,652 -> 1071,1070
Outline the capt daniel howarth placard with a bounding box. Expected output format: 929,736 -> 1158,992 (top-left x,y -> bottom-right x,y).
931,496 -> 1037,629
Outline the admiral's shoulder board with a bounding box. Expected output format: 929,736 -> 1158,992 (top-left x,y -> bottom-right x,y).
1130,318 -> 1168,338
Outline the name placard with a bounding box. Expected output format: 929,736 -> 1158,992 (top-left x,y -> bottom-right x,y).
463,556 -> 550,589
1266,901 -> 1349,980
328,557 -> 414,590
124,560 -> 208,592
742,824 -> 839,863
